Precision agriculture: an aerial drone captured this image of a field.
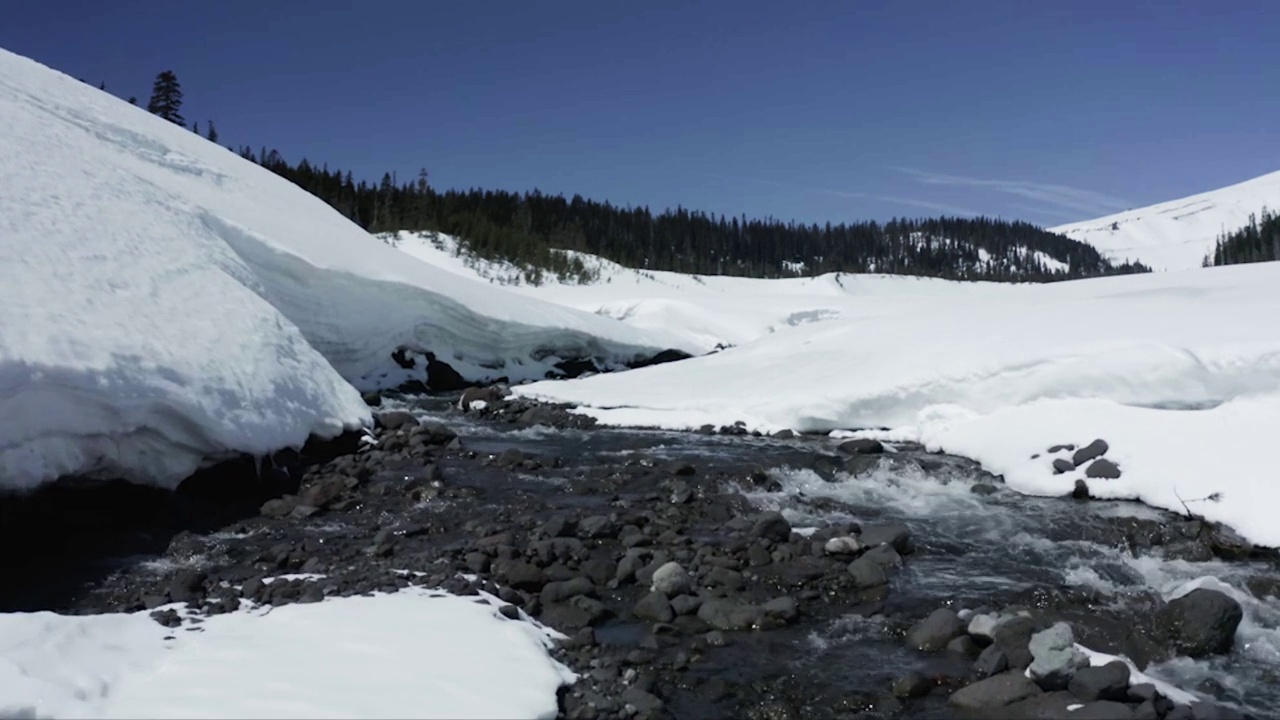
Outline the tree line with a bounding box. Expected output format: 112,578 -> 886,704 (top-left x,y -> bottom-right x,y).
1204,210 -> 1280,267
110,70 -> 1151,283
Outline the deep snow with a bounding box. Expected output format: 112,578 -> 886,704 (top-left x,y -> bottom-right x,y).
1050,169 -> 1280,271
0,49 -> 681,491
0,587 -> 573,719
513,261 -> 1280,547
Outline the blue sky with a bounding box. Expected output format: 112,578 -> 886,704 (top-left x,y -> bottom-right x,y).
4,0 -> 1278,227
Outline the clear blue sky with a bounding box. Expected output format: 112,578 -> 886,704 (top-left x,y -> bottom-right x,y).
4,0 -> 1278,227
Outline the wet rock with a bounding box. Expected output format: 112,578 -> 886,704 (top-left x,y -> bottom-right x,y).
970,482 -> 998,496
1192,703 -> 1249,720
578,515 -> 618,540
772,429 -> 797,439
992,615 -> 1038,670
974,644 -> 1009,678
823,536 -> 862,556
150,608 -> 182,628
650,561 -> 692,596
697,599 -> 763,631
860,544 -> 903,572
670,594 -> 702,616
947,634 -> 980,657
1086,459 -> 1122,479
1053,458 -> 1076,474
666,461 -> 696,476
998,691 -> 1082,718
1154,588 -> 1243,657
580,557 -> 617,586
750,511 -> 792,543
847,555 -> 888,588
968,613 -> 1002,644
1206,524 -> 1253,561
762,596 -> 799,624
1245,576 -> 1280,600
621,686 -> 664,717
838,438 -> 884,455
907,608 -> 967,652
1133,701 -> 1159,720
375,410 -> 418,430
1072,439 -> 1110,467
859,522 -> 912,554
493,560 -> 546,592
1073,479 -> 1092,499
1071,700 -> 1137,719
260,497 -> 296,518
361,391 -> 383,407
892,671 -> 932,699
540,595 -> 611,628
634,591 -> 674,623
947,671 -> 1041,710
167,570 -> 207,604
289,504 -> 320,520
540,577 -> 595,604
1028,622 -> 1089,690
299,475 -> 347,509
1069,660 -> 1131,702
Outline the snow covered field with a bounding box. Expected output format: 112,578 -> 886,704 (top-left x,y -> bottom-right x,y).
510,261 -> 1280,547
1050,169 -> 1280,271
0,587 -> 572,719
0,49 -> 679,491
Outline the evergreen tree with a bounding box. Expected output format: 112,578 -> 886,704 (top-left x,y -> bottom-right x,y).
206,121 -> 218,143
146,70 -> 185,126
128,96 -> 137,105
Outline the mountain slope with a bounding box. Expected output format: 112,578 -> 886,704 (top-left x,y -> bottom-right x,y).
0,48 -> 680,490
1050,169 -> 1280,271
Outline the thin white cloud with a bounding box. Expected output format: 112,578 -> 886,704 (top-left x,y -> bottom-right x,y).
820,190 -> 985,218
892,167 -> 1131,216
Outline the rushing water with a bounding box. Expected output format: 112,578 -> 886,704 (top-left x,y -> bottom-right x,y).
392,394 -> 1280,718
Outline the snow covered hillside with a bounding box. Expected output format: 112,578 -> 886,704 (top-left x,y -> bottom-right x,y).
389,230 -> 1013,353
516,262 -> 1280,547
0,49 -> 682,491
1051,169 -> 1280,271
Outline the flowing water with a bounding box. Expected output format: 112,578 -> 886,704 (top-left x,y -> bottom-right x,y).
394,394 -> 1280,718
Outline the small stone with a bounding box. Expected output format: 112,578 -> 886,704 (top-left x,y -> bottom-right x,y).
578,515 -> 618,540
1053,458 -> 1076,474
670,594 -> 703,616
970,483 -> 998,496
1072,439 -> 1109,467
1085,458 -> 1122,479
847,555 -> 888,588
375,410 -> 419,430
974,644 -> 1009,678
259,497 -> 296,518
762,596 -> 799,623
289,504 -> 320,519
1048,444 -> 1075,453
906,608 -> 967,652
634,592 -> 675,623
540,577 -> 595,604
968,613 -> 1001,644
620,687 -> 664,717
650,561 -> 692,596
697,599 -> 763,631
823,536 -> 862,556
1073,479 -> 1092,499
946,634 -> 979,657
494,560 -> 546,592
750,511 -> 792,543
1068,661 -> 1131,702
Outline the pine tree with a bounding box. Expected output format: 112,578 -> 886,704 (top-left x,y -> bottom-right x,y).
128,96 -> 137,105
206,121 -> 218,143
146,71 -> 185,126
192,121 -> 200,135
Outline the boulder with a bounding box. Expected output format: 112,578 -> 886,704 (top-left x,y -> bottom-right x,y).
1085,459 -> 1122,479
838,438 -> 884,455
1027,622 -> 1088,690
947,671 -> 1041,710
650,561 -> 693,596
1068,661 -> 1131,702
1154,588 -> 1243,657
634,591 -> 675,623
906,608 -> 967,652
750,511 -> 792,543
375,410 -> 418,430
847,555 -> 888,588
1053,458 -> 1076,474
858,523 -> 912,554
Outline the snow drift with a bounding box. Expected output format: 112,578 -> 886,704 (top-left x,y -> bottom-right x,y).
1051,169 -> 1280,271
0,48 -> 683,491
516,262 -> 1280,546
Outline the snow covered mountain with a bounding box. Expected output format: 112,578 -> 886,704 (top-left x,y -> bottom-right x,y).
0,49 -> 683,491
1050,169 -> 1280,271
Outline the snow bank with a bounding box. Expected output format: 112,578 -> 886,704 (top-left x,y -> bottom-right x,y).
516,262 -> 1280,546
1051,169 -> 1280,271
0,48 -> 680,490
0,588 -> 572,719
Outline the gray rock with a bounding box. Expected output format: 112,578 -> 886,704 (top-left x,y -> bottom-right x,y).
1165,706 -> 1195,720
1072,439 -> 1110,467
847,555 -> 888,588
493,560 -> 546,592
946,634 -> 980,657
1073,479 -> 1092,499
1246,575 -> 1280,600
1192,703 -> 1248,720
580,557 -> 617,585
650,561 -> 692,596
1053,458 -> 1076,474
167,570 -> 206,604
992,615 -> 1038,669
906,608 -> 967,652
860,544 -> 904,571
838,438 -> 884,455
1154,588 -> 1243,657
1132,700 -> 1159,720
823,536 -> 862,556
705,566 -> 744,590
750,511 -> 792,543
974,644 -> 1009,678
1086,458 -> 1122,479
697,599 -> 763,631
670,594 -> 703,616
891,671 -> 932,699
634,591 -> 675,623
859,523 -> 912,554
762,596 -> 799,623
540,595 -> 611,628
259,497 -> 295,518
1068,661 -> 1131,702
621,686 -> 664,717
1028,622 -> 1089,690
578,514 -> 618,539
1048,444 -> 1076,453
947,671 -> 1042,710
967,612 -> 1002,644
970,482 -> 999,495
540,577 -> 595,604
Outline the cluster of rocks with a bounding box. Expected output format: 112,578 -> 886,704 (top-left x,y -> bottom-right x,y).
886,588 -> 1250,719
1033,439 -> 1123,498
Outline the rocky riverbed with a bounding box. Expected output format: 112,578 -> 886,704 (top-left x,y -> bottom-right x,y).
4,390 -> 1278,720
